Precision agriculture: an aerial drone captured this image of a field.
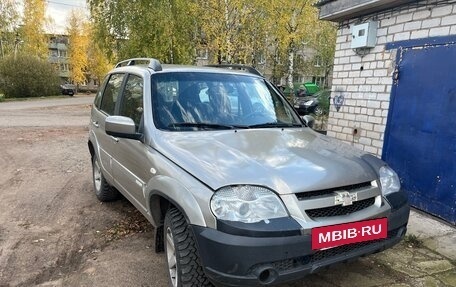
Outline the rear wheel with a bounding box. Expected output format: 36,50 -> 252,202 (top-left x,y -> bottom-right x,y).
92,154 -> 119,202
164,208 -> 213,287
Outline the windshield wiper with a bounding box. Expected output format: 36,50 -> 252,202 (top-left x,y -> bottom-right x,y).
246,122 -> 303,129
168,122 -> 248,130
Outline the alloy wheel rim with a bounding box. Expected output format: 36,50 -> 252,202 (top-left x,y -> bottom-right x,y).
166,227 -> 178,287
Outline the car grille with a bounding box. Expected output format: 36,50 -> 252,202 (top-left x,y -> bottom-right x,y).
306,197 -> 375,218
251,228 -> 400,273
296,182 -> 372,200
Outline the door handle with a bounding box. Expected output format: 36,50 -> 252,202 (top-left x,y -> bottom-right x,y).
110,136 -> 119,142
92,121 -> 99,128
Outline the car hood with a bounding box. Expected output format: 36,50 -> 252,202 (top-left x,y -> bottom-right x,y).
154,128 -> 378,194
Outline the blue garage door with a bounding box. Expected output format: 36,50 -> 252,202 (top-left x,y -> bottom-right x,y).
383,42 -> 456,225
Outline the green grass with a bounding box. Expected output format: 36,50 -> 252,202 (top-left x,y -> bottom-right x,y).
404,234 -> 423,248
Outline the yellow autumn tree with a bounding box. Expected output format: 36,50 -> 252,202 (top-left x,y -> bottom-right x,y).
88,0 -> 198,64
264,0 -> 318,89
194,0 -> 268,64
21,0 -> 48,59
307,20 -> 337,88
86,23 -> 111,83
67,10 -> 89,87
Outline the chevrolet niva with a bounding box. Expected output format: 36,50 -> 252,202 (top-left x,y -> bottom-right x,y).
87,58 -> 410,287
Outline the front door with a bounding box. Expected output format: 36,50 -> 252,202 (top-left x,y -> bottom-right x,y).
111,74 -> 151,212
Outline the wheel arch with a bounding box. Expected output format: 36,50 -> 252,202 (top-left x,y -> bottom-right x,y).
88,139 -> 95,160
146,176 -> 207,228
147,176 -> 208,254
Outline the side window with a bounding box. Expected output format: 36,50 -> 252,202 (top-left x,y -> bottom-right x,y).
100,73 -> 125,115
119,74 -> 144,132
94,76 -> 109,108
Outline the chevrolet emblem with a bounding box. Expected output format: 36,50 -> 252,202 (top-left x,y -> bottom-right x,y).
334,191 -> 357,206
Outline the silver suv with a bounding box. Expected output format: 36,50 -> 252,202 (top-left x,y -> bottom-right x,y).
88,58 -> 410,287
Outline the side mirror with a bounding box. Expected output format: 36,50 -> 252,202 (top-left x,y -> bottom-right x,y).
302,115 -> 315,129
105,116 -> 142,140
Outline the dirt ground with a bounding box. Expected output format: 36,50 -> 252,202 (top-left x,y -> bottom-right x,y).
0,96 -> 168,287
0,96 -> 453,287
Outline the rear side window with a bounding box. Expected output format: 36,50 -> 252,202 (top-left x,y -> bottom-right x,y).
100,73 -> 125,115
119,74 -> 144,132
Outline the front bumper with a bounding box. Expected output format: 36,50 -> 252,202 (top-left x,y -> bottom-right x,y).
192,203 -> 410,286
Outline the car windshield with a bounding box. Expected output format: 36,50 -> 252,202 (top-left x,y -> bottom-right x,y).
151,72 -> 302,131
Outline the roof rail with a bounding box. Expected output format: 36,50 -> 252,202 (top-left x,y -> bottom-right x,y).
115,58 -> 162,71
205,64 -> 263,77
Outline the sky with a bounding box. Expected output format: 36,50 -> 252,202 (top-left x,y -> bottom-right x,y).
46,0 -> 88,33
19,0 -> 89,34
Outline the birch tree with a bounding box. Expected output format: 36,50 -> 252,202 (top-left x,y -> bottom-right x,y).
0,0 -> 19,58
67,10 -> 89,87
311,21 -> 337,88
22,0 -> 48,59
195,0 -> 268,65
266,0 -> 317,90
88,0 -> 198,64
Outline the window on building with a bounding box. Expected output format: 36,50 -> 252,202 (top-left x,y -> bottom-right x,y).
274,52 -> 282,65
58,50 -> 67,58
258,52 -> 266,65
196,48 -> 208,59
60,63 -> 69,71
312,76 -> 326,87
314,56 -> 322,67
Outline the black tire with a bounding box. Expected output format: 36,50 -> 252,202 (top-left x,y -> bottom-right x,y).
92,154 -> 119,202
164,208 -> 213,287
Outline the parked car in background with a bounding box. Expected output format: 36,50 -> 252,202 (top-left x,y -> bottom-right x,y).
88,58 -> 409,287
60,84 -> 76,96
294,89 -> 331,116
281,82 -> 320,100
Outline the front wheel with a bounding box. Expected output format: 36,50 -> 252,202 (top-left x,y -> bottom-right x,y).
164,208 -> 213,287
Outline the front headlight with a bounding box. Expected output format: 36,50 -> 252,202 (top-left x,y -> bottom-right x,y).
210,185 -> 288,223
379,166 -> 401,195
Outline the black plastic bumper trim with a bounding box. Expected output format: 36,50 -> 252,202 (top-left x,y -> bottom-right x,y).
191,203 -> 410,286
216,217 -> 302,237
386,190 -> 409,211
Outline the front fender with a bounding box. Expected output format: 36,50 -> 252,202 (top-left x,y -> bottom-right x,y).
145,175 -> 208,227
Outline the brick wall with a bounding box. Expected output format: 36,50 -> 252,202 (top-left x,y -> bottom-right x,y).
328,0 -> 456,156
